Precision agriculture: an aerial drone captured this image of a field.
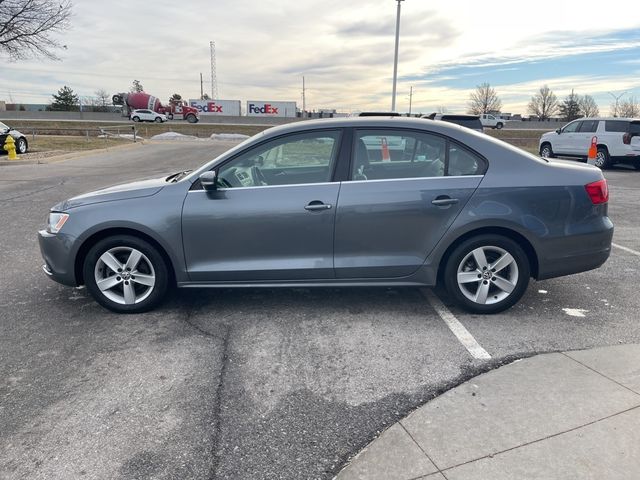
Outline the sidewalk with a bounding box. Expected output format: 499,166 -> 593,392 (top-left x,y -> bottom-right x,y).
336,344 -> 640,480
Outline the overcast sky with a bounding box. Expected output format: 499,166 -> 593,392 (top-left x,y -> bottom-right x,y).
3,0 -> 640,114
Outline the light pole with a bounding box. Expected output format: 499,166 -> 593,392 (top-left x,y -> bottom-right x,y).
608,91 -> 627,117
391,0 -> 404,112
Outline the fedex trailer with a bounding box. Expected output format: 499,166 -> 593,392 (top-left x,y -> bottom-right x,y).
247,101 -> 297,118
189,99 -> 241,116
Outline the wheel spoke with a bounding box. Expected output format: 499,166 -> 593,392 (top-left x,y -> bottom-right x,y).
492,276 -> 515,294
471,248 -> 488,269
474,282 -> 490,304
132,273 -> 155,287
123,282 -> 136,304
125,250 -> 143,271
96,276 -> 121,291
457,271 -> 481,284
490,252 -> 514,273
100,252 -> 123,273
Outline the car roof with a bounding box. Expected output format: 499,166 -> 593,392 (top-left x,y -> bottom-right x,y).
571,117 -> 640,122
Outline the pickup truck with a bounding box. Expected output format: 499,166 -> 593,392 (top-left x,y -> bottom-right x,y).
480,114 -> 507,129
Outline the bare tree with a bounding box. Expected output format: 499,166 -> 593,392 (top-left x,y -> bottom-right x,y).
130,79 -> 144,93
618,97 -> 640,117
94,88 -> 110,112
0,0 -> 72,60
528,85 -> 559,120
578,95 -> 599,117
468,83 -> 502,114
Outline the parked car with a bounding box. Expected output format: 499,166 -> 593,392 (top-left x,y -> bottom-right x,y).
130,109 -> 167,123
479,114 -> 507,129
38,117 -> 613,314
424,113 -> 484,133
539,117 -> 640,169
0,121 -> 28,154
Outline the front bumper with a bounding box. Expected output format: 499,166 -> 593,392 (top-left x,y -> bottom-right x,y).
38,229 -> 78,286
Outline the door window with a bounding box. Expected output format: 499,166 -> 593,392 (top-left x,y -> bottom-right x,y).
578,120 -> 598,132
562,121 -> 581,133
217,130 -> 341,188
352,130 -> 484,180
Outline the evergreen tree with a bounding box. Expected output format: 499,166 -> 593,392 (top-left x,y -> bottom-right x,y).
50,85 -> 79,111
559,90 -> 581,121
130,80 -> 144,92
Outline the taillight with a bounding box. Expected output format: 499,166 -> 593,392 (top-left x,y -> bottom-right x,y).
623,132 -> 632,144
585,179 -> 609,204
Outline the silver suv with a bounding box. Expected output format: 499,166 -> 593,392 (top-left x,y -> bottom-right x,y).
539,117 -> 640,169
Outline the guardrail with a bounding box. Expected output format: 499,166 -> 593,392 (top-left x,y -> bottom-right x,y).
21,125 -> 139,143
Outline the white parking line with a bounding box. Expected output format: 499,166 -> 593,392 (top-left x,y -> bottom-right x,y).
612,242 -> 640,257
421,289 -> 491,360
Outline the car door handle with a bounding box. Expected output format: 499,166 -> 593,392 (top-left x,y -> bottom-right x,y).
305,201 -> 332,211
431,196 -> 459,206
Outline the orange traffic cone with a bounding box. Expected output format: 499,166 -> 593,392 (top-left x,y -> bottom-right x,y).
588,136 -> 598,164
381,137 -> 390,162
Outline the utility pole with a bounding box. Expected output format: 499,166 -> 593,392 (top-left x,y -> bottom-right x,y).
200,73 -> 204,100
210,41 -> 218,99
408,86 -> 413,115
391,0 -> 405,111
302,76 -> 306,113
608,91 -> 627,117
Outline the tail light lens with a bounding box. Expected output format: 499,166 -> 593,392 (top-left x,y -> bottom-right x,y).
623,133 -> 632,144
585,179 -> 609,204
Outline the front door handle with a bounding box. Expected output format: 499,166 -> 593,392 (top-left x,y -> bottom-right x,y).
305,201 -> 332,211
431,196 -> 459,206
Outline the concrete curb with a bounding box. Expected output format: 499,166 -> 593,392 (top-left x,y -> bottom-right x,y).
336,344 -> 640,480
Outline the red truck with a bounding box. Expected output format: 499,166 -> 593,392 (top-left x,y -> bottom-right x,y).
112,92 -> 199,123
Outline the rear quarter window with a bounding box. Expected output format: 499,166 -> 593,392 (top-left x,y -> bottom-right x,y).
605,120 -> 629,132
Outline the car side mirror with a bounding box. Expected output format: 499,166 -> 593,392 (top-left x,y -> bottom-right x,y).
199,170 -> 217,190
556,128 -> 562,134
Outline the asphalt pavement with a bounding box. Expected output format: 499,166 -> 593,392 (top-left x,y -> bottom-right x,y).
1,142 -> 639,479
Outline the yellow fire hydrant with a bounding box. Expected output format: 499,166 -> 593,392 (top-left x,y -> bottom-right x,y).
3,135 -> 19,160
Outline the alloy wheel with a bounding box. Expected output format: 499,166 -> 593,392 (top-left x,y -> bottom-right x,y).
94,247 -> 156,305
456,246 -> 519,305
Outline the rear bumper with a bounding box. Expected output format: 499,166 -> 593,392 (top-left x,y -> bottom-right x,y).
536,218 -> 614,280
38,230 -> 78,286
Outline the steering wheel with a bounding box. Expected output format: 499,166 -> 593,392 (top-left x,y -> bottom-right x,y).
251,166 -> 267,186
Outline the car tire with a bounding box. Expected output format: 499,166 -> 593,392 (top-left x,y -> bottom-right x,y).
186,114 -> 198,124
443,234 -> 530,314
496,122 -> 503,129
539,143 -> 555,158
83,235 -> 170,313
16,137 -> 28,154
633,163 -> 640,171
132,116 -> 140,122
168,113 -> 174,120
155,117 -> 162,123
594,146 -> 612,169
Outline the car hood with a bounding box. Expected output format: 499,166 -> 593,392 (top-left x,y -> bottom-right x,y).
541,130 -> 556,137
53,177 -> 167,210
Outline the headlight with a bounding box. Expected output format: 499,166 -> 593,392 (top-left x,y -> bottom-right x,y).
47,212 -> 69,234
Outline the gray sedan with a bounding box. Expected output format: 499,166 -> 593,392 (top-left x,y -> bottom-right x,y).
38,117 -> 613,314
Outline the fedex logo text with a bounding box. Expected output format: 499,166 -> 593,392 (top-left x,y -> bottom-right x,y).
248,103 -> 279,115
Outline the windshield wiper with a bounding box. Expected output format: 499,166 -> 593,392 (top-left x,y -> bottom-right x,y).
165,170 -> 192,182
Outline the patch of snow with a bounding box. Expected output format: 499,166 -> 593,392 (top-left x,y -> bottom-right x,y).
210,133 -> 250,141
562,308 -> 588,317
151,132 -> 198,141
538,289 -> 548,294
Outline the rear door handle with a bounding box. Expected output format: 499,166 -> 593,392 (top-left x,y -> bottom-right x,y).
305,201 -> 332,211
431,196 -> 459,206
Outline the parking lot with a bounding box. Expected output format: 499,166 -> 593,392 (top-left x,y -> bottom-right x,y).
1,141 -> 640,480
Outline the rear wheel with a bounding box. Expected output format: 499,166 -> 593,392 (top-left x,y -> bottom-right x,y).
186,114 -> 198,123
444,234 -> 530,314
539,143 -> 554,158
594,146 -> 612,169
496,122 -> 503,129
83,235 -> 169,313
132,116 -> 140,122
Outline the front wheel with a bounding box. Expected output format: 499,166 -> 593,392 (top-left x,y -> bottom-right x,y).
443,235 -> 530,314
186,114 -> 198,123
540,143 -> 554,158
16,137 -> 28,153
155,117 -> 162,123
83,235 -> 170,313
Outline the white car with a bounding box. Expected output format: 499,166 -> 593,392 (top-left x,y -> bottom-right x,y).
539,117 -> 640,169
130,109 -> 167,123
479,114 -> 507,129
